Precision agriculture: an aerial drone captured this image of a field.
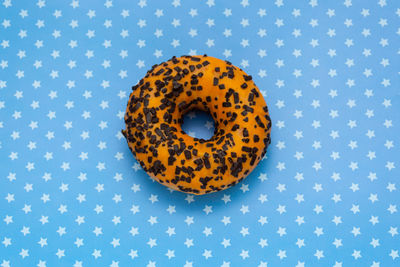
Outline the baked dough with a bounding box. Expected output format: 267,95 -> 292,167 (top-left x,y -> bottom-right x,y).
122,55 -> 271,195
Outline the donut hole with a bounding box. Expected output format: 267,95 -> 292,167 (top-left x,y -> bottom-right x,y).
181,109 -> 215,140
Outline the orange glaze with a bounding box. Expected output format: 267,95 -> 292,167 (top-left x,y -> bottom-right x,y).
122,55 -> 271,195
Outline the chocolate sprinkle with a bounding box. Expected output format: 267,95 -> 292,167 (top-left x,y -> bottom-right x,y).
213,77 -> 218,86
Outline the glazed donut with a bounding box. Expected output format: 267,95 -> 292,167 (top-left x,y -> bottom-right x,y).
122,55 -> 271,195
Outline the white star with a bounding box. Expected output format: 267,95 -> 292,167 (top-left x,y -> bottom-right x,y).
314,250 -> 324,259
9,151 -> 18,160
351,227 -> 361,236
23,183 -> 33,192
352,250 -> 361,259
333,238 -> 342,248
292,172 -> 303,182
148,216 -> 158,225
332,216 -> 342,225
25,162 -> 35,171
382,98 -> 391,108
2,237 -> 11,247
220,238 -> 231,248
350,204 -> 360,214
276,162 -> 286,171
203,205 -> 213,215
386,182 -> 396,192
361,9 -> 369,16
347,119 -> 357,128
369,215 -> 379,225
379,39 -> 389,47
19,248 -> 29,258
348,161 -> 358,171
277,227 -> 286,236
110,238 -> 120,248
309,39 -> 319,47
314,205 -> 323,213
292,8 -> 300,17
112,216 -> 121,225
349,183 -> 359,192
294,151 -> 304,160
219,215 -> 231,225
370,238 -> 380,248
240,227 -> 250,237
239,250 -> 249,259
38,238 -> 47,247
184,238 -> 194,248
258,194 -> 268,203
275,0 -> 284,7
126,249 -> 138,260
331,194 -> 341,203
389,227 -> 398,237
91,226 -> 103,236
277,250 -> 286,259
202,249 -> 212,259
165,227 -> 175,236
55,249 -> 65,258
256,29 -> 267,38
344,38 -> 354,47
390,250 -> 399,260
296,239 -> 305,248
276,205 -> 286,214
92,249 -> 101,259
203,227 -> 213,236
293,130 -> 303,139
312,162 -> 322,171
165,249 -> 175,259
368,193 -> 378,203
314,227 -> 324,236
276,184 -> 286,193
40,193 -> 50,203
21,226 -> 30,236
258,216 -> 268,225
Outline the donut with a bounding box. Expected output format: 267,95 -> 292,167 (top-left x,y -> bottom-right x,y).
122,55 -> 271,195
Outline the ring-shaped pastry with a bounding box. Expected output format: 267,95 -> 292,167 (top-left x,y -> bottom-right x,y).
122,55 -> 271,195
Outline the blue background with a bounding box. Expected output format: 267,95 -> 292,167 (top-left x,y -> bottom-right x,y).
0,0 -> 399,266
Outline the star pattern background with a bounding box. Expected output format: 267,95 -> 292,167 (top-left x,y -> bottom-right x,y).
0,0 -> 399,266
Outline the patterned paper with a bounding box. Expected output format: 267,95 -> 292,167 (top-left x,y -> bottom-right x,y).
0,0 -> 399,266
